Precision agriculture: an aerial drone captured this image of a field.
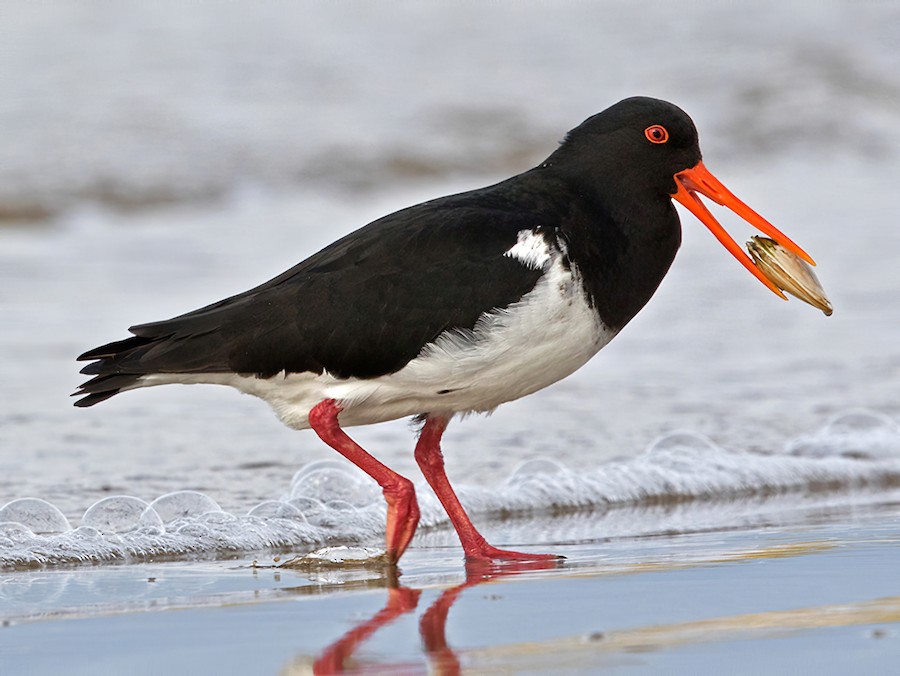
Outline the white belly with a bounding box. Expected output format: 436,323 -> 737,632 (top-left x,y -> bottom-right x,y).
139,238 -> 617,429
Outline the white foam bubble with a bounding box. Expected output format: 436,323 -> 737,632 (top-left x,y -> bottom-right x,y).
81,496 -> 163,534
149,491 -> 222,523
788,410 -> 900,459
287,496 -> 327,519
247,501 -> 306,521
506,458 -> 569,483
287,461 -> 381,507
0,498 -> 71,534
0,522 -> 36,544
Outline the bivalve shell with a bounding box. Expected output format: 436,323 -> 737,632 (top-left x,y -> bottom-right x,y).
746,236 -> 832,316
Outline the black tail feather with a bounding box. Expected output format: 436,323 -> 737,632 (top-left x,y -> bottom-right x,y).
74,335 -> 164,407
72,371 -> 145,407
73,388 -> 124,408
77,335 -> 154,363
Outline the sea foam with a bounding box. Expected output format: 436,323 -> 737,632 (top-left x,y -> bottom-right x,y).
1,411 -> 898,569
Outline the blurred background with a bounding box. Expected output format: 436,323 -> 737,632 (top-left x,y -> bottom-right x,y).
2,1 -> 899,520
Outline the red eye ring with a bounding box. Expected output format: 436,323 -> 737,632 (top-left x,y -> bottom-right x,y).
644,125 -> 669,144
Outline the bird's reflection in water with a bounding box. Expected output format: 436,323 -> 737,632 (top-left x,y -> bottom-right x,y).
299,558 -> 562,675
311,583 -> 422,675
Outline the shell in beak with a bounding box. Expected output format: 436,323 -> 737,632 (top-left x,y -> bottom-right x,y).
746,236 -> 833,316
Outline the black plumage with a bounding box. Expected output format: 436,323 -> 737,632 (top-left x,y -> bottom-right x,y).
75,97 -> 700,407
76,202 -> 549,405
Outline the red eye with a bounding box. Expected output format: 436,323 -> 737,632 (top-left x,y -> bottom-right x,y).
644,125 -> 669,144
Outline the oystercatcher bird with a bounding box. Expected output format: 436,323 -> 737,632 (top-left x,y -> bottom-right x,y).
75,97 -> 813,564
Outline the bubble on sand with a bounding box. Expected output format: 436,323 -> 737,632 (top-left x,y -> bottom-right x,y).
499,458 -> 588,512
175,522 -> 210,538
198,511 -> 237,525
506,458 -> 568,485
81,496 -> 163,533
0,522 -> 36,543
71,526 -> 102,540
290,459 -> 356,482
636,433 -> 727,488
0,498 -> 71,534
149,491 -> 222,523
825,410 -> 898,435
312,499 -> 359,527
788,409 -> 900,459
248,500 -> 306,521
302,499 -> 374,530
646,431 -> 721,456
289,461 -> 380,507
287,496 -> 326,520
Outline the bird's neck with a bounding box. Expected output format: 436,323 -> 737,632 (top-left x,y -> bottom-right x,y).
531,165 -> 682,330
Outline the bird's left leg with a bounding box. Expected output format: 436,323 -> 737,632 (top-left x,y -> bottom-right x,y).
414,414 -> 561,562
309,399 -> 420,564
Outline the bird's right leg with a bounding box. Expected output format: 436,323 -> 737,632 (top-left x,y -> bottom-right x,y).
308,399 -> 420,564
414,414 -> 561,562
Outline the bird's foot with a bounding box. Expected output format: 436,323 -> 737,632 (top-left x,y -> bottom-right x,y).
463,543 -> 564,562
383,478 -> 420,564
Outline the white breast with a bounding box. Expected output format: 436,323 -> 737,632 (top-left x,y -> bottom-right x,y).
139,231 -> 617,429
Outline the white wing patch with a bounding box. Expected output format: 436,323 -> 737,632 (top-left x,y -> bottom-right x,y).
504,229 -> 552,270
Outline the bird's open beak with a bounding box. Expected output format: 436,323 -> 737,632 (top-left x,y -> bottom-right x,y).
672,161 -> 814,299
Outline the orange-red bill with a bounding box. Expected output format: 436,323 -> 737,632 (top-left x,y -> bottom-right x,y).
671,161 -> 815,299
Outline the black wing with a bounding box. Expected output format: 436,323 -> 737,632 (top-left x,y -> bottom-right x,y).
74,185 -> 553,406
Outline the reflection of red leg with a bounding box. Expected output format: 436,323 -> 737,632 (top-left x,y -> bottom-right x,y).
420,559 -> 561,675
309,399 -> 420,564
419,585 -> 464,676
414,416 -> 561,562
313,586 -> 421,674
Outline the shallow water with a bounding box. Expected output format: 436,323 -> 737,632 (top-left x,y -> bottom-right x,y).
2,2 -> 900,568
2,511 -> 898,674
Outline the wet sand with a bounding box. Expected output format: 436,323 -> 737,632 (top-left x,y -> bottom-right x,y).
2,503 -> 897,675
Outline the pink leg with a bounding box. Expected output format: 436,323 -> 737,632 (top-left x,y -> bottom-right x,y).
308,400 -> 419,564
414,415 -> 562,562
